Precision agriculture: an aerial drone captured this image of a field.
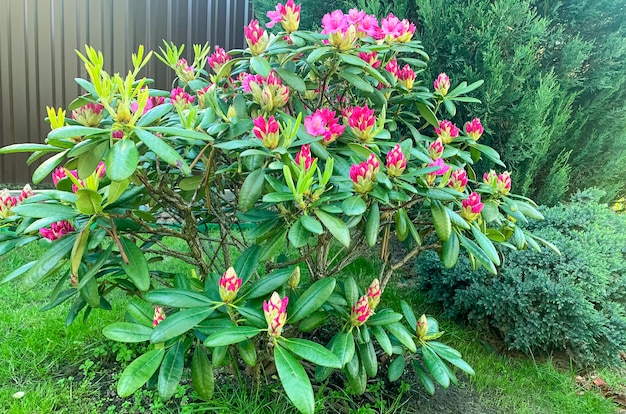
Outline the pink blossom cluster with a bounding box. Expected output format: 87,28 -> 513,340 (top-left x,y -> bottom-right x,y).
484,170 -> 511,195
295,144 -> 315,170
244,20 -> 269,55
170,87 -> 195,108
266,0 -> 301,33
130,90 -> 165,116
72,103 -> 104,127
461,192 -> 484,222
175,58 -> 195,83
426,158 -> 450,186
434,73 -> 450,96
304,108 -> 345,145
435,120 -> 460,144
350,153 -> 379,194
351,295 -> 372,326
320,9 -> 414,45
40,220 -> 75,241
207,46 -> 232,75
253,115 -> 280,150
449,169 -> 468,192
386,144 -> 407,177
344,105 -> 376,142
243,71 -> 289,113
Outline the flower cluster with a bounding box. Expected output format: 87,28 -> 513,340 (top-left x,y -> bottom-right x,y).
207,46 -> 232,76
175,58 -> 195,83
461,192 -> 484,222
253,115 -> 280,150
304,108 -> 345,145
386,144 -> 407,177
350,295 -> 372,327
153,306 -> 166,327
295,144 -> 314,170
426,158 -> 450,186
72,103 -> 104,127
0,185 -> 34,219
170,87 -> 195,109
40,220 -> 75,241
267,0 -> 301,33
484,170 -> 511,195
350,153 -> 380,194
344,105 -> 376,143
244,20 -> 269,56
449,169 -> 468,192
435,120 -> 460,144
434,73 -> 450,96
244,71 -> 289,113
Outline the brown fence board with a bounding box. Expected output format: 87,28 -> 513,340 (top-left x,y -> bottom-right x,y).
0,0 -> 252,184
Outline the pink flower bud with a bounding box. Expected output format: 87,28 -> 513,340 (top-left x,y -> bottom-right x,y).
247,71 -> 289,112
385,59 -> 399,80
153,306 -> 166,327
40,220 -> 75,241
266,0 -> 301,33
448,169 -> 468,192
416,314 -> 428,340
358,51 -> 380,68
435,120 -> 460,144
288,267 -> 300,289
398,64 -> 416,90
112,130 -> 124,139
346,104 -> 376,142
218,267 -> 243,303
386,144 -> 407,177
18,184 -> 34,202
253,115 -> 280,150
170,87 -> 195,109
428,138 -> 445,160
367,279 -> 381,310
350,155 -> 379,194
263,291 -> 289,337
426,158 -> 450,186
434,73 -> 450,96
245,20 -> 269,55
207,46 -> 232,76
0,189 -> 18,219
351,295 -> 372,326
304,108 -> 345,146
483,170 -> 498,187
72,103 -> 104,127
366,153 -> 380,174
295,144 -> 314,170
465,118 -> 484,141
461,192 -> 484,222
175,58 -> 195,83
327,25 -> 358,51
497,171 -> 512,195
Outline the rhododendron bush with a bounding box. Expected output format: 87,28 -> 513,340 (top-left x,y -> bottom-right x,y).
0,2 -> 553,412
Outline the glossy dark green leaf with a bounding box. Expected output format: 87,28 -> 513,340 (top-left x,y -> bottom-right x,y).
315,209 -> 350,248
412,359 -> 436,395
275,67 -> 306,93
431,200 -> 451,242
366,309 -> 403,326
370,325 -> 393,355
340,71 -> 373,93
158,340 -> 184,400
365,202 -> 380,247
471,225 -> 500,266
11,203 -> 78,219
280,337 -> 342,368
459,233 -> 497,274
388,354 -> 405,382
289,277 -> 336,323
237,339 -> 258,367
385,322 -> 417,352
341,196 -> 367,216
143,289 -> 213,307
238,169 -> 265,212
151,307 -> 214,343
0,143 -> 58,154
204,326 -> 262,347
48,125 -> 106,140
119,237 -> 151,291
106,139 -> 138,181
137,103 -> 174,127
245,267 -> 291,300
422,344 -> 450,388
274,345 -> 315,414
24,234 -> 77,289
289,219 -> 311,248
135,128 -> 190,175
77,141 -> 107,179
441,231 -> 460,268
416,102 -> 438,127
32,150 -> 68,184
235,244 -> 261,284
250,56 -> 271,77
191,346 -> 215,401
117,348 -> 165,397
358,340 -> 378,377
300,215 -> 323,235
103,322 -> 153,343
394,208 -> 409,242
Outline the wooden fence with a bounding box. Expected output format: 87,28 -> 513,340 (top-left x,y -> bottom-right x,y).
0,0 -> 252,184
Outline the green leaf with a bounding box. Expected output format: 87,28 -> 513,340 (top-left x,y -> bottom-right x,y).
275,67 -> 306,93
32,150 -> 68,184
204,326 -> 262,347
400,300 -> 417,330
366,309 -> 403,326
135,128 -> 190,175
416,102 -> 438,127
422,344 -> 450,388
245,268 -> 292,300
238,169 -> 265,212
158,341 -> 184,400
459,233 -> 497,274
11,203 -> 78,220
119,237 -> 151,291
0,143 -> 58,154
137,103 -> 174,127
472,143 -> 505,167
307,46 -> 333,63
117,348 -> 165,397
75,188 -> 103,215
250,56 -> 271,77
275,345 -> 315,414
481,201 -> 500,223
516,200 -> 545,220
103,322 -> 153,343
289,219 -> 311,248
258,228 -> 288,261
441,231 -> 460,268
333,332 -> 355,366
151,307 -> 215,343
235,244 -> 261,284
341,196 -> 366,216
48,125 -> 106,140
412,360 -> 436,395
370,325 -> 393,355
300,215 -> 323,235
263,192 -> 295,203
1,261 -> 36,284
24,234 -> 77,289
77,141 -> 107,179
394,209 -> 409,242
471,225 -> 500,266
338,52 -> 367,67
143,289 -> 214,307
315,209 -> 350,248
280,338 -> 342,368
106,179 -> 130,205
146,126 -> 213,141
385,322 -> 417,352
238,339 -> 258,367
388,354 -> 405,382
106,139 -> 138,181
365,202 -> 380,247
431,200 -> 451,242
289,278 -> 336,323
340,72 -> 373,93
358,340 -> 378,378
191,346 -> 215,401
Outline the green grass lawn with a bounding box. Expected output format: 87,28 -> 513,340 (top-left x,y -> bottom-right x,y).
0,245 -> 620,413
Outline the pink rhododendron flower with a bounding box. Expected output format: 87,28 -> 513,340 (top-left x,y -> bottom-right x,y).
207,46 -> 232,75
483,170 -> 498,187
350,154 -> 379,194
386,144 -> 407,177
304,108 -> 345,145
218,267 -> 243,303
253,115 -> 280,150
321,10 -> 357,50
247,71 -> 289,112
351,295 -> 372,326
52,167 -> 79,188
435,120 -> 460,144
263,291 -> 289,337
175,58 -> 195,83
426,158 -> 450,186
449,169 -> 468,192
434,73 -> 450,96
356,13 -> 380,38
461,192 -> 484,222
385,59 -> 399,80
244,20 -> 269,55
72,103 -> 104,127
18,184 -> 34,202
346,104 -> 376,142
379,13 -> 415,43
131,92 -> 165,115
266,0 -> 301,32
497,171 -> 512,195
40,220 -> 75,241
112,130 -> 124,139
0,189 -> 18,219
465,117 -> 484,141
295,144 -> 314,170
398,64 -> 416,90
